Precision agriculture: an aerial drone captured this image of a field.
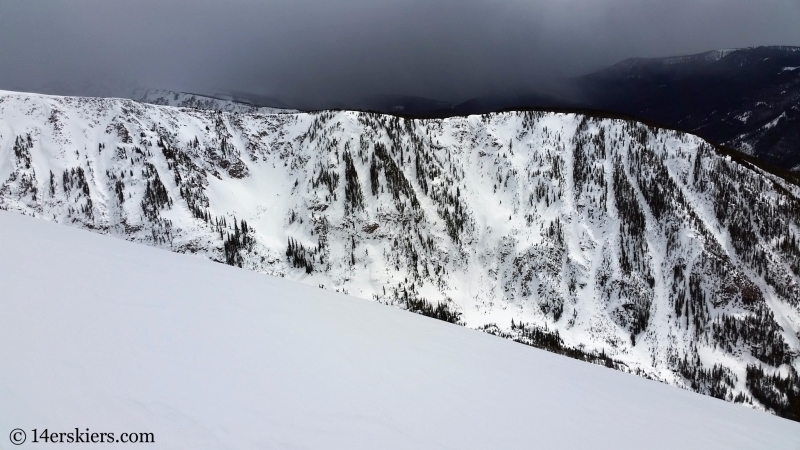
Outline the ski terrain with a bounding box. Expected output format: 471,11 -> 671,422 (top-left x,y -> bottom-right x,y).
0,89 -> 798,419
1,211 -> 798,449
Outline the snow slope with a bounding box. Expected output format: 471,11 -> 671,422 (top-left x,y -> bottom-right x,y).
0,211 -> 798,449
0,89 -> 799,418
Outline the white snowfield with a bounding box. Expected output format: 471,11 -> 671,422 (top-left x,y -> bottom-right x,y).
0,212 -> 797,449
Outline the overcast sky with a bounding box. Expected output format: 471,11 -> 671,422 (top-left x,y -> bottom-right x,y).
1,0 -> 798,107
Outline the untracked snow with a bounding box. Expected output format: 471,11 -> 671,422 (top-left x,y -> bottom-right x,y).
0,211 -> 798,449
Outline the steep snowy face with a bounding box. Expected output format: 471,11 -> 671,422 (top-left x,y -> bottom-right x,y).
1,90 -> 798,419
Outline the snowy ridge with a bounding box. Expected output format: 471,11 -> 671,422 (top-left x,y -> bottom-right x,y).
614,47 -> 795,70
580,46 -> 800,172
1,89 -> 798,419
136,89 -> 295,114
613,49 -> 739,71
659,48 -> 739,65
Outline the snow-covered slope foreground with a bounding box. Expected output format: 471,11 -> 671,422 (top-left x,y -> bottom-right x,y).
0,89 -> 799,419
1,212 -> 798,449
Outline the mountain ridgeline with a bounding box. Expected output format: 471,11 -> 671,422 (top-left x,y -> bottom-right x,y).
573,46 -> 800,172
354,46 -> 800,174
1,91 -> 798,420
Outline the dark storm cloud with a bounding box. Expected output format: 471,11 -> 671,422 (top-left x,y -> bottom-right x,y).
1,0 -> 798,108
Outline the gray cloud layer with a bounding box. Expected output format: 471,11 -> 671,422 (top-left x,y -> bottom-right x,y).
1,0 -> 798,108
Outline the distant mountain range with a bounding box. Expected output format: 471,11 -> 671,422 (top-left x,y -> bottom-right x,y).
330,46 -> 800,173
136,89 -> 296,114
570,46 -> 800,172
132,47 -> 800,172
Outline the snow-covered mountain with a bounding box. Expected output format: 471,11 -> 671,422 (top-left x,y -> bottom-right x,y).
2,211 -> 798,449
1,89 -> 798,420
573,46 -> 800,172
136,89 -> 296,114
438,47 -> 800,173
